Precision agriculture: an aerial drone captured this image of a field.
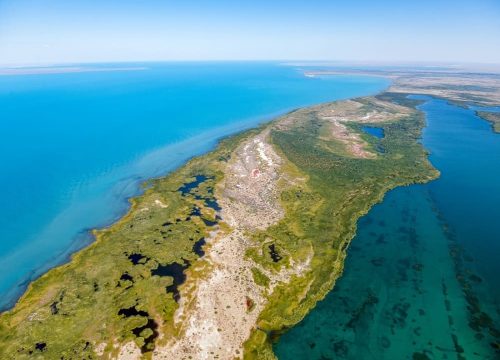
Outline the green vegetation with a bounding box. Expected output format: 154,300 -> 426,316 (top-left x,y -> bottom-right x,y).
476,111 -> 500,133
0,93 -> 438,359
0,128 -> 259,359
242,94 -> 438,358
251,268 -> 271,288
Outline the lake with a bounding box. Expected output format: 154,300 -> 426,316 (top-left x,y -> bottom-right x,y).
362,126 -> 384,139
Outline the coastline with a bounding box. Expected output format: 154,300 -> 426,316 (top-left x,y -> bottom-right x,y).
275,96 -> 500,359
0,65 -> 390,312
0,90 -> 438,359
0,107 -> 290,312
244,94 -> 439,358
475,111 -> 500,133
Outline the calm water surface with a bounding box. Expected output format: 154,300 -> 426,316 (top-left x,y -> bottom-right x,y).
275,98 -> 500,359
362,126 -> 385,139
0,62 -> 389,310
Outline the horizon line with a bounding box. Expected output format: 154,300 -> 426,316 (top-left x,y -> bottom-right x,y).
2,59 -> 500,68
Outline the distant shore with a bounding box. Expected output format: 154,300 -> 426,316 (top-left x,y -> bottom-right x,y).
0,66 -> 147,76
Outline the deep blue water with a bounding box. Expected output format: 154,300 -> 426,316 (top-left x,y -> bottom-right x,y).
362,126 -> 385,138
275,98 -> 500,359
0,62 -> 389,310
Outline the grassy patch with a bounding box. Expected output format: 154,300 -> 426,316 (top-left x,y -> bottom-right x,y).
0,129 -> 258,359
242,94 -> 438,358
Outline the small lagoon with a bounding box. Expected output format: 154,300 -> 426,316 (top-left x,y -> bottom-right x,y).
362,126 -> 385,139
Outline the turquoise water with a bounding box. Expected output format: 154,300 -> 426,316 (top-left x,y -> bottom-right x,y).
0,62 -> 389,310
275,98 -> 500,359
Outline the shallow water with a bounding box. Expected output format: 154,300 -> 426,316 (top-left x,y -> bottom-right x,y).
0,62 -> 389,310
275,98 -> 500,359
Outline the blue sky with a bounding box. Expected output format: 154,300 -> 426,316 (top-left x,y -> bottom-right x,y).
1,0 -> 499,65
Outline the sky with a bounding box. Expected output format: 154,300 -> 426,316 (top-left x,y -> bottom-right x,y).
0,0 -> 499,66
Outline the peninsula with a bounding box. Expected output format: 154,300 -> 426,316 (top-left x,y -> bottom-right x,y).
0,91 -> 438,359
